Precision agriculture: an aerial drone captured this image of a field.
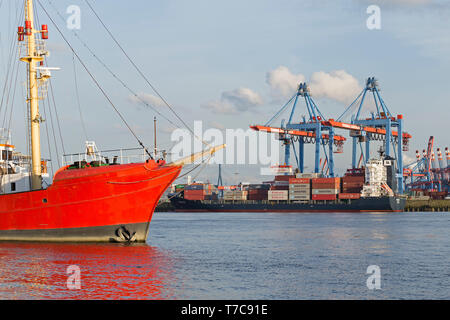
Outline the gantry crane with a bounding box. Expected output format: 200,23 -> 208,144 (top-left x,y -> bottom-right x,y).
250,83 -> 346,177
330,77 -> 412,193
251,77 -> 412,194
403,136 -> 449,197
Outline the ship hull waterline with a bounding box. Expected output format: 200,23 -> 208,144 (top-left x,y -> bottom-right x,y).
0,161 -> 181,242
170,196 -> 406,213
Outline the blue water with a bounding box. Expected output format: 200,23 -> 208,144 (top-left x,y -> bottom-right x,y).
0,211 -> 448,299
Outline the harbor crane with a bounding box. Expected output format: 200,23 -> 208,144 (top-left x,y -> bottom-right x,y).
403,136 -> 449,198
251,77 -> 412,194
251,83 -> 346,177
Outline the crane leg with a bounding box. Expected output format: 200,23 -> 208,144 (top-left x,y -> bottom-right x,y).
299,139 -> 304,173
329,130 -> 334,177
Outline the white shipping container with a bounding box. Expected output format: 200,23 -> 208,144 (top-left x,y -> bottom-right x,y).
289,193 -> 310,198
296,173 -> 323,179
312,189 -> 339,195
268,190 -> 288,200
289,183 -> 310,189
289,190 -> 311,195
289,196 -> 310,200
290,186 -> 310,191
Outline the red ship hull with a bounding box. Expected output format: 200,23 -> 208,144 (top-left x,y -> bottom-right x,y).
0,160 -> 181,242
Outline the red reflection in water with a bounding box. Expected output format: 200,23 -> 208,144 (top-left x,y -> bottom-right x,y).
0,243 -> 176,299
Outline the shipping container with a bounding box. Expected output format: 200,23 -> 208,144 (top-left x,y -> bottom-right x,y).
185,184 -> 204,190
247,195 -> 267,199
289,178 -> 310,184
312,194 -> 336,200
271,185 -> 289,190
312,189 -> 339,195
289,195 -> 310,200
342,188 -> 363,193
274,175 -> 295,181
342,182 -> 363,186
184,189 -> 205,200
296,173 -> 322,178
289,189 -> 310,195
342,176 -> 365,182
311,183 -> 340,189
289,184 -> 311,190
273,180 -> 289,186
268,190 -> 288,200
312,177 -> 340,184
338,193 -> 361,199
247,184 -> 271,190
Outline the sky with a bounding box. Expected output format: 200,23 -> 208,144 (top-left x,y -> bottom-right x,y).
0,0 -> 449,184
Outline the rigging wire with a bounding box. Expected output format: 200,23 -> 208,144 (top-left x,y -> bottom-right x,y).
0,4 -> 23,117
35,4 -> 64,166
41,99 -> 55,175
47,78 -> 65,156
45,0 -> 181,131
336,89 -> 364,122
45,86 -> 61,168
36,0 -> 153,159
83,0 -> 210,148
72,52 -> 88,141
264,94 -> 296,127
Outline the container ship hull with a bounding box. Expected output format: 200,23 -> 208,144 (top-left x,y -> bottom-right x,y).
170,195 -> 406,212
0,162 -> 181,242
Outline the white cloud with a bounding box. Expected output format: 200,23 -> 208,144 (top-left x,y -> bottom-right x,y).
202,100 -> 237,115
222,88 -> 263,111
202,87 -> 263,114
128,93 -> 165,108
266,66 -> 305,100
309,70 -> 362,104
266,66 -> 362,104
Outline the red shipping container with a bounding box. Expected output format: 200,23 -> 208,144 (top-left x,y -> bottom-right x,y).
342,182 -> 364,188
184,190 -> 205,200
248,195 -> 267,200
342,176 -> 365,182
338,193 -> 361,199
271,185 -> 289,190
312,194 -> 336,200
311,183 -> 340,189
289,178 -> 310,184
274,175 -> 295,181
312,177 -> 340,184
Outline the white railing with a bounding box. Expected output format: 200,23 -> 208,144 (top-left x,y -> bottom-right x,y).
61,147 -> 163,168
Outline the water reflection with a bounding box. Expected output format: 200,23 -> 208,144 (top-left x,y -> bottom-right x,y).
0,242 -> 176,299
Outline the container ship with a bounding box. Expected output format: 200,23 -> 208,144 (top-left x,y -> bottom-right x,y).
169,156 -> 406,212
